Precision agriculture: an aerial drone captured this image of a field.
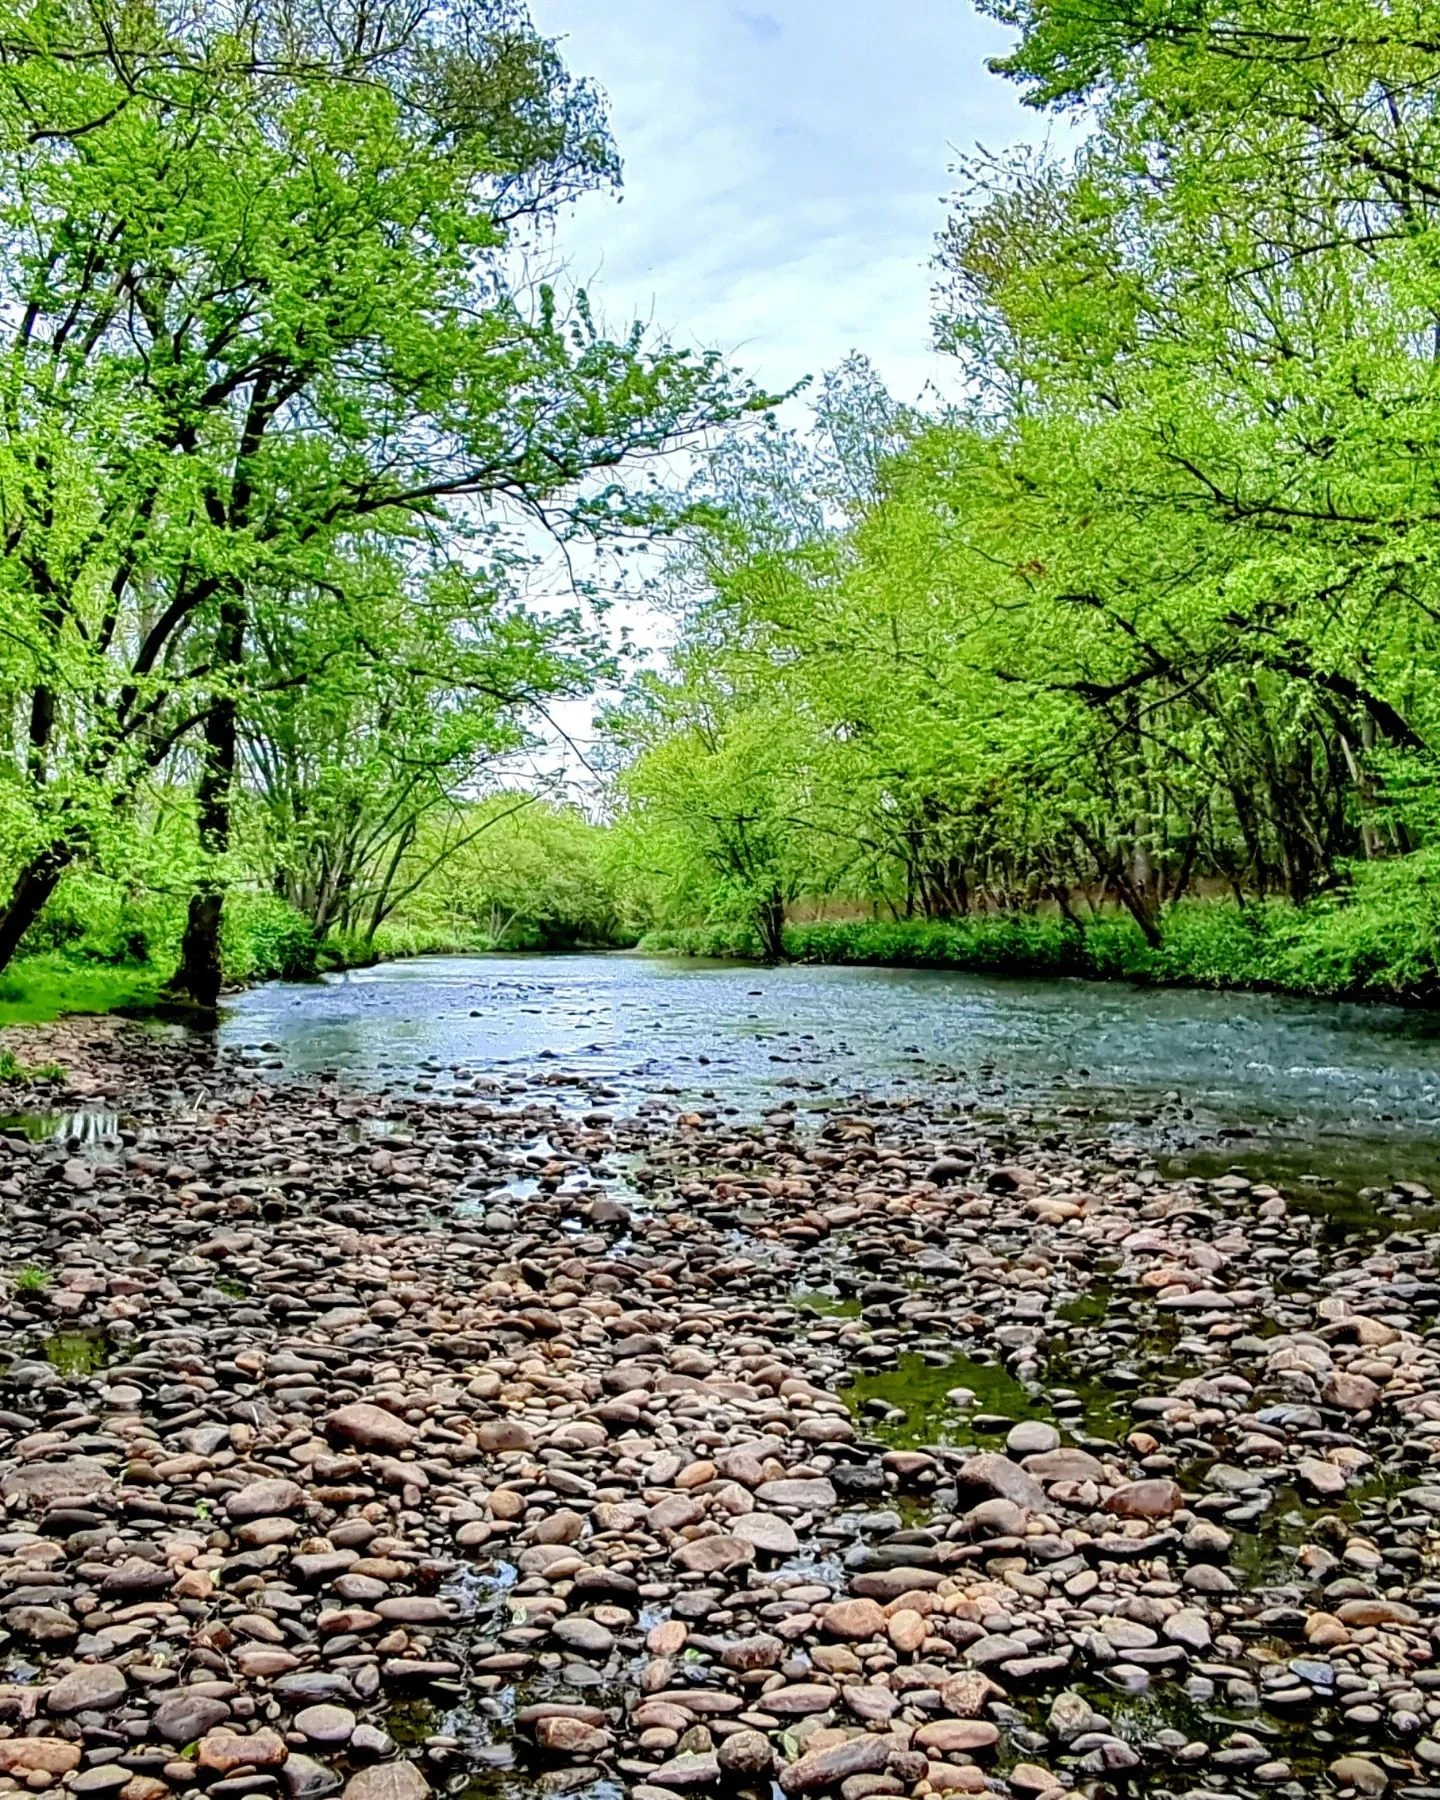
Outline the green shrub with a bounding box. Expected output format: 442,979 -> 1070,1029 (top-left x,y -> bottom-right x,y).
784,916 -> 1087,975
639,875 -> 1440,1004
18,870 -> 180,968
222,896 -> 318,983
638,923 -> 767,959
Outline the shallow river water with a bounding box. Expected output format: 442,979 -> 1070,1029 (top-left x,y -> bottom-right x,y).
222,951 -> 1440,1192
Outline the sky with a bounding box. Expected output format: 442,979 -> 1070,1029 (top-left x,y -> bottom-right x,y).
509,0 -> 1065,783
524,0 -> 1058,411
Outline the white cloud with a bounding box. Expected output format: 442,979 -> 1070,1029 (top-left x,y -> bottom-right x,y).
526,0 -> 1062,408
506,0 -> 1072,781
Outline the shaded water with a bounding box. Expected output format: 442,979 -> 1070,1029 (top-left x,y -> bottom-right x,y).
224,953 -> 1440,1188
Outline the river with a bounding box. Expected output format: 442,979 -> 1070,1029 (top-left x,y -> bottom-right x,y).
222,951 -> 1440,1196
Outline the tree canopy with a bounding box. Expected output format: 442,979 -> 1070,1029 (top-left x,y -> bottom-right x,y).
0,0 -> 760,1001
599,0 -> 1440,996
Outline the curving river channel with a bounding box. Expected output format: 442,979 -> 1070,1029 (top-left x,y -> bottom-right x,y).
222,951 -> 1440,1197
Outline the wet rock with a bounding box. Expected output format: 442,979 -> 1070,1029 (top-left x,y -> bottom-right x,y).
956,1453 -> 1045,1509
1330,1756 -> 1387,1794
0,1739 -> 82,1775
553,1616 -> 615,1655
295,1705 -> 357,1744
1323,1372 -> 1381,1412
819,1599 -> 887,1640
755,1477 -> 836,1509
731,1511 -> 798,1555
197,1729 -> 289,1773
1163,1608 -> 1211,1652
1103,1478 -> 1184,1518
535,1716 -> 611,1755
672,1535 -> 754,1575
914,1721 -> 999,1754
778,1735 -> 891,1794
226,1477 -> 305,1521
284,1754 -> 345,1799
341,1764 -> 430,1800
717,1731 -> 773,1778
7,1603 -> 79,1642
647,1752 -> 720,1787
1006,1420 -> 1059,1455
153,1690 -> 231,1743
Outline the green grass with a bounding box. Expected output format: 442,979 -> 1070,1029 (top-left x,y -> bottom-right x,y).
14,1265 -> 50,1293
318,921 -> 492,972
638,923 -> 769,960
0,955 -> 164,1026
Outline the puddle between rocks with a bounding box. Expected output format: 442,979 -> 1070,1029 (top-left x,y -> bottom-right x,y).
839,1351 -> 1127,1449
41,1329 -> 117,1377
0,1109 -> 122,1146
792,1288 -> 862,1318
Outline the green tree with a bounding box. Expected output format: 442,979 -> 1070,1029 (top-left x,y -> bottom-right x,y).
0,0 -> 759,1005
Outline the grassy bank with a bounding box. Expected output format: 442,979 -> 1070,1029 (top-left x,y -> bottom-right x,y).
0,884 -> 490,1027
0,958 -> 167,1027
639,876 -> 1440,1005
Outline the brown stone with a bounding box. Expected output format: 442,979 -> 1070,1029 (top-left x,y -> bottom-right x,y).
672,1534 -> 755,1574
476,1419 -> 536,1452
341,1763 -> 430,1800
819,1599 -> 887,1640
955,1454 -> 1045,1509
534,1716 -> 611,1755
1102,1478 -> 1184,1519
326,1403 -> 418,1454
225,1478 -> 305,1521
914,1721 -> 999,1755
1323,1372 -> 1381,1413
46,1663 -> 128,1714
0,1740 -> 82,1775
197,1729 -> 288,1774
778,1736 -> 890,1794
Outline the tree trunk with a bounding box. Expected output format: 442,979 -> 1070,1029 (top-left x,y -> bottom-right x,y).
1066,815 -> 1163,947
171,597 -> 244,1010
757,888 -> 786,962
0,847 -> 69,972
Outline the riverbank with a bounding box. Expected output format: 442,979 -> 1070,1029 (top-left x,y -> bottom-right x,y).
0,1017 -> 1435,1800
0,928 -> 487,1029
0,922 -> 636,1028
641,887 -> 1440,1005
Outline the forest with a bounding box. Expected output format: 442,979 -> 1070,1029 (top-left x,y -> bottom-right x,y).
7,0 -> 1440,1012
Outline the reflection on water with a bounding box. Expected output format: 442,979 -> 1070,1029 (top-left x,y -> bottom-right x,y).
221,952 -> 1440,1185
0,1109 -> 121,1144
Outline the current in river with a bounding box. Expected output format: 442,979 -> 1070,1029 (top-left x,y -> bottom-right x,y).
220,952 -> 1440,1198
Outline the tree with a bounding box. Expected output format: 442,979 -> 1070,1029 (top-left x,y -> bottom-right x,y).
243,549 -> 603,945
0,0 -> 760,1004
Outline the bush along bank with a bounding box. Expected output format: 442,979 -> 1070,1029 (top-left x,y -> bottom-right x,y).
640,876 -> 1440,1005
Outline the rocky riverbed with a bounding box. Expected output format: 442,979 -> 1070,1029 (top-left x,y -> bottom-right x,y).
0,1019 -> 1438,1800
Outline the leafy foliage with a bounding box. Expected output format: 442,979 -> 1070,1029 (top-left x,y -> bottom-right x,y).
0,0 -> 762,998
603,4 -> 1440,999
